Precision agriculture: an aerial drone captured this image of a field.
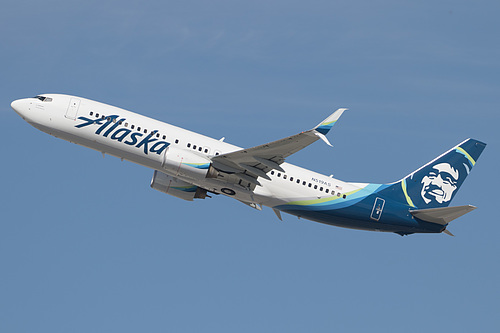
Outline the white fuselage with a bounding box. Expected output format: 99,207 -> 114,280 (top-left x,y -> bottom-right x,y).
16,93 -> 481,236
12,94 -> 359,213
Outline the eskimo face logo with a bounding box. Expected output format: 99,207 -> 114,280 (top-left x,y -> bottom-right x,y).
420,163 -> 459,204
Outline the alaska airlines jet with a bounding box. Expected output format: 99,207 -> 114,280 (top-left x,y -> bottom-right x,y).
11,94 -> 486,236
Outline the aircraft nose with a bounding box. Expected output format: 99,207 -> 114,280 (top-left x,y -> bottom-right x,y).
11,98 -> 30,118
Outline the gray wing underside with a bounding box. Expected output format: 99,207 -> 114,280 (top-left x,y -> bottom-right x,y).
210,108 -> 347,186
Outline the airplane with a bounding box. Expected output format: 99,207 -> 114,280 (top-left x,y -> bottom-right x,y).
11,94 -> 486,236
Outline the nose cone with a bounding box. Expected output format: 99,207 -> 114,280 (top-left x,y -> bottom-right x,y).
11,98 -> 30,118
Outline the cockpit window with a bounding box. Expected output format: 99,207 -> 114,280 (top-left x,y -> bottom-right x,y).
34,96 -> 53,102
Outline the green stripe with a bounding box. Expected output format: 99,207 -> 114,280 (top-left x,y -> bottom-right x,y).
401,179 -> 415,207
456,147 -> 476,166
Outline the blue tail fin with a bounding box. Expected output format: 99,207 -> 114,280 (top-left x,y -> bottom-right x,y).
383,138 -> 486,209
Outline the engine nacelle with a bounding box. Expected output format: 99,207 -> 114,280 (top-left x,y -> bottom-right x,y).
150,170 -> 207,201
162,146 -> 217,180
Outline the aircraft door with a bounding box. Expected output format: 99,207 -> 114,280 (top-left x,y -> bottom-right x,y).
65,98 -> 81,120
370,197 -> 385,221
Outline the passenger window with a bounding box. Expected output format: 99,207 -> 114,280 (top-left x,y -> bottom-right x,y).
204,148 -> 209,153
198,147 -> 202,152
215,152 -> 220,155
277,173 -> 281,177
320,187 -> 323,191
156,133 -> 160,138
96,113 -> 99,118
290,177 -> 293,181
283,175 -> 287,180
125,122 -> 128,127
131,125 -> 135,129
337,193 -> 341,197
137,127 -> 141,131
119,121 -> 122,125
144,129 -> 147,133
325,189 -> 329,193
175,139 -> 179,144
271,171 -> 275,175
187,143 -> 191,148
302,181 -> 306,185
163,135 -> 166,140
308,183 -> 312,187
296,179 -> 300,184
90,111 -> 93,116
314,185 -> 318,189
343,194 -> 347,199
193,145 -> 197,150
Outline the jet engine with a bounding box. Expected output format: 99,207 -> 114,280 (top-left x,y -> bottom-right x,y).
161,146 -> 218,180
151,170 -> 208,201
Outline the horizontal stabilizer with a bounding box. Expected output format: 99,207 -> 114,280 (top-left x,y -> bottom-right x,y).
410,205 -> 476,225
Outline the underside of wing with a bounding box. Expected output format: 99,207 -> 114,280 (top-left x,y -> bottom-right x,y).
209,108 -> 347,187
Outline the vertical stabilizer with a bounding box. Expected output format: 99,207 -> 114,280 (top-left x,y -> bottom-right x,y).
382,138 -> 486,209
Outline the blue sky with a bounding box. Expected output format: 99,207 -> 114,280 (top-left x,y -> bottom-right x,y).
1,1 -> 499,332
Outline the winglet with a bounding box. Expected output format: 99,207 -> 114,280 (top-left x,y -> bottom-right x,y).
314,132 -> 332,147
314,108 -> 347,135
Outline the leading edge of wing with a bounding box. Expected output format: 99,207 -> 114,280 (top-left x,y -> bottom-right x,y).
210,108 -> 347,181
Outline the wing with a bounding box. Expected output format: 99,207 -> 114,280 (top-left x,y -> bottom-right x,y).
210,108 -> 347,186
